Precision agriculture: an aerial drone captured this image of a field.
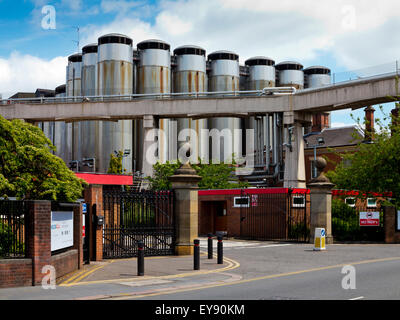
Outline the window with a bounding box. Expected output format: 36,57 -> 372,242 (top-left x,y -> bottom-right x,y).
292,196 -> 305,208
233,196 -> 250,208
345,197 -> 356,207
367,198 -> 377,208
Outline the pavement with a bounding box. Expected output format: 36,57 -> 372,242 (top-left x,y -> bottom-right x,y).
1,238 -> 400,300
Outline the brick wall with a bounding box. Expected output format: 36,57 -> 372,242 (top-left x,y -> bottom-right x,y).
0,259 -> 32,288
0,200 -> 83,288
51,250 -> 78,280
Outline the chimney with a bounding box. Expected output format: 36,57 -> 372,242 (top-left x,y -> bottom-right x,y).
364,106 -> 375,142
312,112 -> 330,132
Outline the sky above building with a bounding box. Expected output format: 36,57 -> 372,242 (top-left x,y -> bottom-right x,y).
0,0 -> 399,127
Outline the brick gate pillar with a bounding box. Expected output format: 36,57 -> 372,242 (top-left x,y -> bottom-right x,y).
307,156 -> 335,244
169,163 -> 202,256
83,184 -> 103,261
25,200 -> 51,286
383,206 -> 400,243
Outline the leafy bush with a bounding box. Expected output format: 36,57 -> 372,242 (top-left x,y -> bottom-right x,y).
0,222 -> 24,257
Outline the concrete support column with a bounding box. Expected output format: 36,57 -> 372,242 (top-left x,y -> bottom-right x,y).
142,115 -> 157,184
169,163 -> 202,255
307,157 -> 335,244
283,118 -> 306,188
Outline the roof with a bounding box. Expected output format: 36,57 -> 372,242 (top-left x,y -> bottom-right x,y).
304,125 -> 364,149
75,173 -> 133,185
8,92 -> 35,99
199,188 -> 310,196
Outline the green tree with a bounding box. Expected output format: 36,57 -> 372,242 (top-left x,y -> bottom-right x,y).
0,116 -> 86,201
326,103 -> 400,204
147,159 -> 249,191
107,150 -> 124,174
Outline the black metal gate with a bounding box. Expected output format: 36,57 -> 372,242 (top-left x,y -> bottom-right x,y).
102,189 -> 175,259
239,189 -> 310,242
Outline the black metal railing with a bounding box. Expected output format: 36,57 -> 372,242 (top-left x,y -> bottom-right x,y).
239,190 -> 310,242
102,190 -> 175,259
0,200 -> 27,259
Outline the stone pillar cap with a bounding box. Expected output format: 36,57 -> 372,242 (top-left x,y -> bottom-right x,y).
169,162 -> 202,183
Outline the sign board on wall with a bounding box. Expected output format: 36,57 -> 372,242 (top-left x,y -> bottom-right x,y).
51,211 -> 74,251
397,211 -> 400,231
359,211 -> 380,226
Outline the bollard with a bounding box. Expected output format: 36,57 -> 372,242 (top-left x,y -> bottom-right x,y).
193,239 -> 200,270
137,240 -> 144,276
217,236 -> 223,264
208,233 -> 213,259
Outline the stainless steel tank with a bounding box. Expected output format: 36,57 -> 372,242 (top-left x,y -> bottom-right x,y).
245,57 -> 276,166
304,66 -> 332,131
173,45 -> 207,162
97,33 -> 134,173
53,84 -> 70,163
275,61 -> 304,89
304,66 -> 331,88
66,53 -> 82,167
80,44 -> 98,172
137,39 -> 171,164
66,53 -> 82,97
207,50 -> 241,163
245,56 -> 275,89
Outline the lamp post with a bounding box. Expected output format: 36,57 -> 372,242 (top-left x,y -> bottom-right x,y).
308,137 -> 325,179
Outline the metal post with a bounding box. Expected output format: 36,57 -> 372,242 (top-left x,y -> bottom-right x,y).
194,239 -> 200,270
208,233 -> 213,259
217,236 -> 223,264
137,240 -> 144,276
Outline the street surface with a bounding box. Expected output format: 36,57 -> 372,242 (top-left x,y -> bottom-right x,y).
1,239 -> 399,301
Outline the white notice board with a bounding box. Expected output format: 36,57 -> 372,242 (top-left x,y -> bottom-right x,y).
51,211 -> 74,251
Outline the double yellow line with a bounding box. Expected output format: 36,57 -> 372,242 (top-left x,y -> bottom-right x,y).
60,252 -> 240,287
60,262 -> 113,286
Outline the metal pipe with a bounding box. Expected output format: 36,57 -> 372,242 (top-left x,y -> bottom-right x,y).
266,114 -> 270,168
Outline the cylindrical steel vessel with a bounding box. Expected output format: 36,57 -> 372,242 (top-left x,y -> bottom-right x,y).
66,53 -> 82,167
137,39 -> 171,164
97,33 -> 134,173
304,66 -> 332,132
66,53 -> 82,97
53,84 -> 70,164
304,66 -> 331,88
275,61 -> 304,89
80,44 -> 98,172
245,57 -> 276,166
207,50 -> 241,163
173,45 -> 207,162
245,56 -> 275,90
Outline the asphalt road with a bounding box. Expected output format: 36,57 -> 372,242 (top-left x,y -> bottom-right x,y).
130,241 -> 400,300
138,258 -> 400,300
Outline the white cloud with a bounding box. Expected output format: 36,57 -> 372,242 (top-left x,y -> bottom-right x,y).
78,0 -> 400,68
0,52 -> 66,98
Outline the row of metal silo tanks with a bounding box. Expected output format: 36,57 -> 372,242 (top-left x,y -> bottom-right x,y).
45,33 -> 331,174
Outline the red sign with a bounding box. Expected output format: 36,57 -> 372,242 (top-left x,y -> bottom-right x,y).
359,212 -> 380,226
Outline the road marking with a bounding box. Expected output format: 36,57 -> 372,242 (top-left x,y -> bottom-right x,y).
233,244 -> 293,250
59,254 -> 240,287
349,296 -> 364,300
119,256 -> 400,299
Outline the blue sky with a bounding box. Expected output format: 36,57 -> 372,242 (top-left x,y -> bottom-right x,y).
0,0 -> 399,128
